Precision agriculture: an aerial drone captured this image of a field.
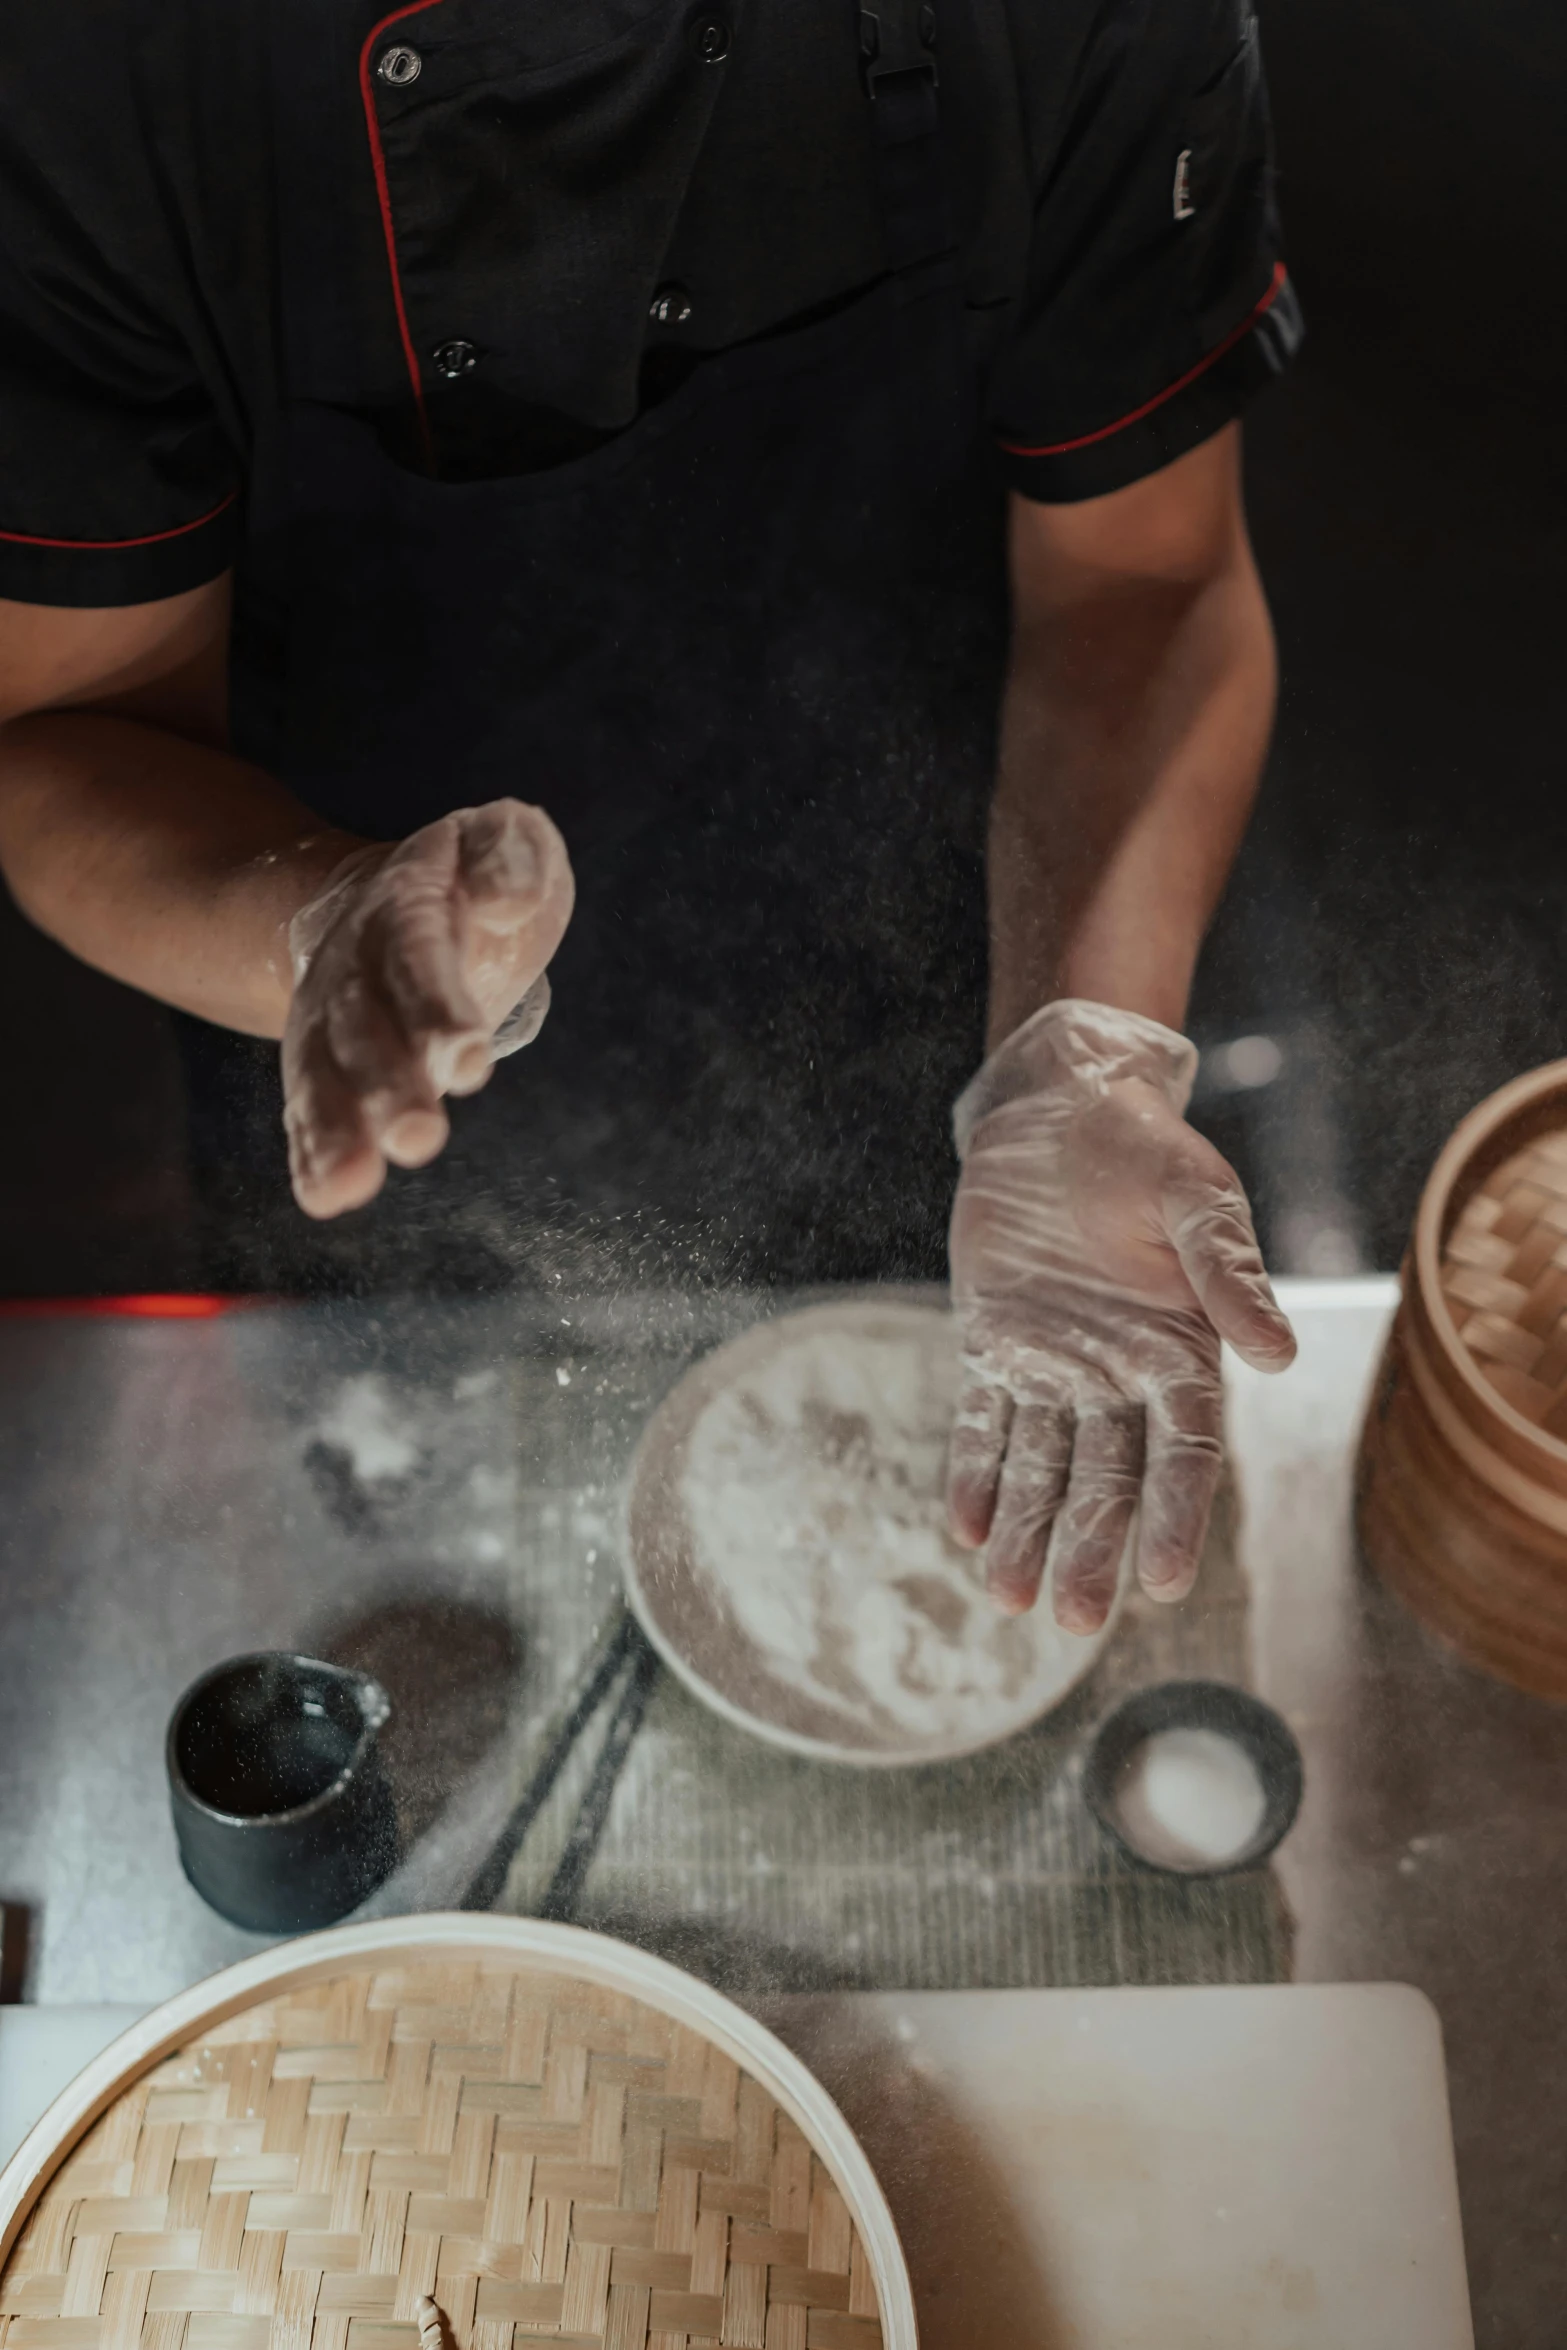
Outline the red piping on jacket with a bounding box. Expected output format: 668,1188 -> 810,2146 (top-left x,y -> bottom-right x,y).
999,262 -> 1289,460
0,490 -> 238,552
359,0 -> 446,470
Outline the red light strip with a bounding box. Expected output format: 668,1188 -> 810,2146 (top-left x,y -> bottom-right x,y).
0,1295 -> 271,1320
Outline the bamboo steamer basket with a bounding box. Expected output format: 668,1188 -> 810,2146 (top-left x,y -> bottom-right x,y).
1358,1059 -> 1567,1699
0,1915 -> 913,2350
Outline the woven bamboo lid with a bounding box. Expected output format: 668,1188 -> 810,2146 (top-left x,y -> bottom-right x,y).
1440,1125 -> 1567,1440
1414,1059 -> 1567,1487
0,1923 -> 904,2350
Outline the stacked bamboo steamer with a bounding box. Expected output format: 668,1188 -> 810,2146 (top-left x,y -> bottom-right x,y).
1358,1059 -> 1567,1699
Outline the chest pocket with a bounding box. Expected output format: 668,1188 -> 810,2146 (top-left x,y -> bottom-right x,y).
366,0 -> 733,426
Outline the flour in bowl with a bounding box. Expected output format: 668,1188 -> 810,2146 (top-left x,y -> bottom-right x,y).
674,1304 -> 1093,1750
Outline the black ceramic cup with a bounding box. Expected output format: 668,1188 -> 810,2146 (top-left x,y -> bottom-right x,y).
167,1652 -> 399,1931
1082,1678 -> 1304,1879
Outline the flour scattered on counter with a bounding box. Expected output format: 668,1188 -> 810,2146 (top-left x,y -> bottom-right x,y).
675,1306 -> 1094,1748
467,1465 -> 514,1510
313,1377 -> 420,1482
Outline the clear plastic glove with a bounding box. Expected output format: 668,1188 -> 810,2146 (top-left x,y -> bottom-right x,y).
283,799 -> 574,1217
947,998 -> 1295,1633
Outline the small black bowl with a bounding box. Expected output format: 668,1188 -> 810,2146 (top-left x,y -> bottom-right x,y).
1082,1679 -> 1304,1879
168,1652 -> 399,1932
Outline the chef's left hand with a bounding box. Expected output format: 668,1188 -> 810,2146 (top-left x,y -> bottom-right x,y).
946,998 -> 1295,1632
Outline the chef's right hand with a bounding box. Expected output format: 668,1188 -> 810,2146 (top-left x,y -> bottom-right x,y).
282,798 -> 574,1217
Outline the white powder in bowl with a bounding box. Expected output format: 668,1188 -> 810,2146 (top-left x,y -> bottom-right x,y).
665,1302 -> 1105,1755
1113,1728 -> 1267,1869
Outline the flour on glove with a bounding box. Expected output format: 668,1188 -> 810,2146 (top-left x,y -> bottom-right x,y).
283,798 -> 573,1217
948,998 -> 1295,1631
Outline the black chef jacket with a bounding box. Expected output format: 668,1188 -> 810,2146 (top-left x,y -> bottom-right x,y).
0,0 -> 1299,609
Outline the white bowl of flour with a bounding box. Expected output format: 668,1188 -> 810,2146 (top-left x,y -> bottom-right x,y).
623,1297 -> 1116,1764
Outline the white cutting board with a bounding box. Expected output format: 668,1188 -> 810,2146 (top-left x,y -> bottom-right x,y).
0,1985 -> 1471,2348
0,2007 -> 148,2173
764,1984 -> 1473,2350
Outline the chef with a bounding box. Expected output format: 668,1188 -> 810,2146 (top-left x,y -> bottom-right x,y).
0,0 -> 1299,1632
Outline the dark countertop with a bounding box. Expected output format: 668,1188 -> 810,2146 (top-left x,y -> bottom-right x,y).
2,1280 -> 1564,2339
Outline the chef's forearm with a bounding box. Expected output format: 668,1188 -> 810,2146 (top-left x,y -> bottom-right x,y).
0,710 -> 367,1037
987,441 -> 1276,1046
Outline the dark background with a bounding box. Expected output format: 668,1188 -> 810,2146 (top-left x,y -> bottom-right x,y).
1,0 -> 1565,1291
1193,0 -> 1567,1274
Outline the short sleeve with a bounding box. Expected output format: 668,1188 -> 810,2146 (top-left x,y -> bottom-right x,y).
0,4 -> 242,605
992,0 -> 1301,504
